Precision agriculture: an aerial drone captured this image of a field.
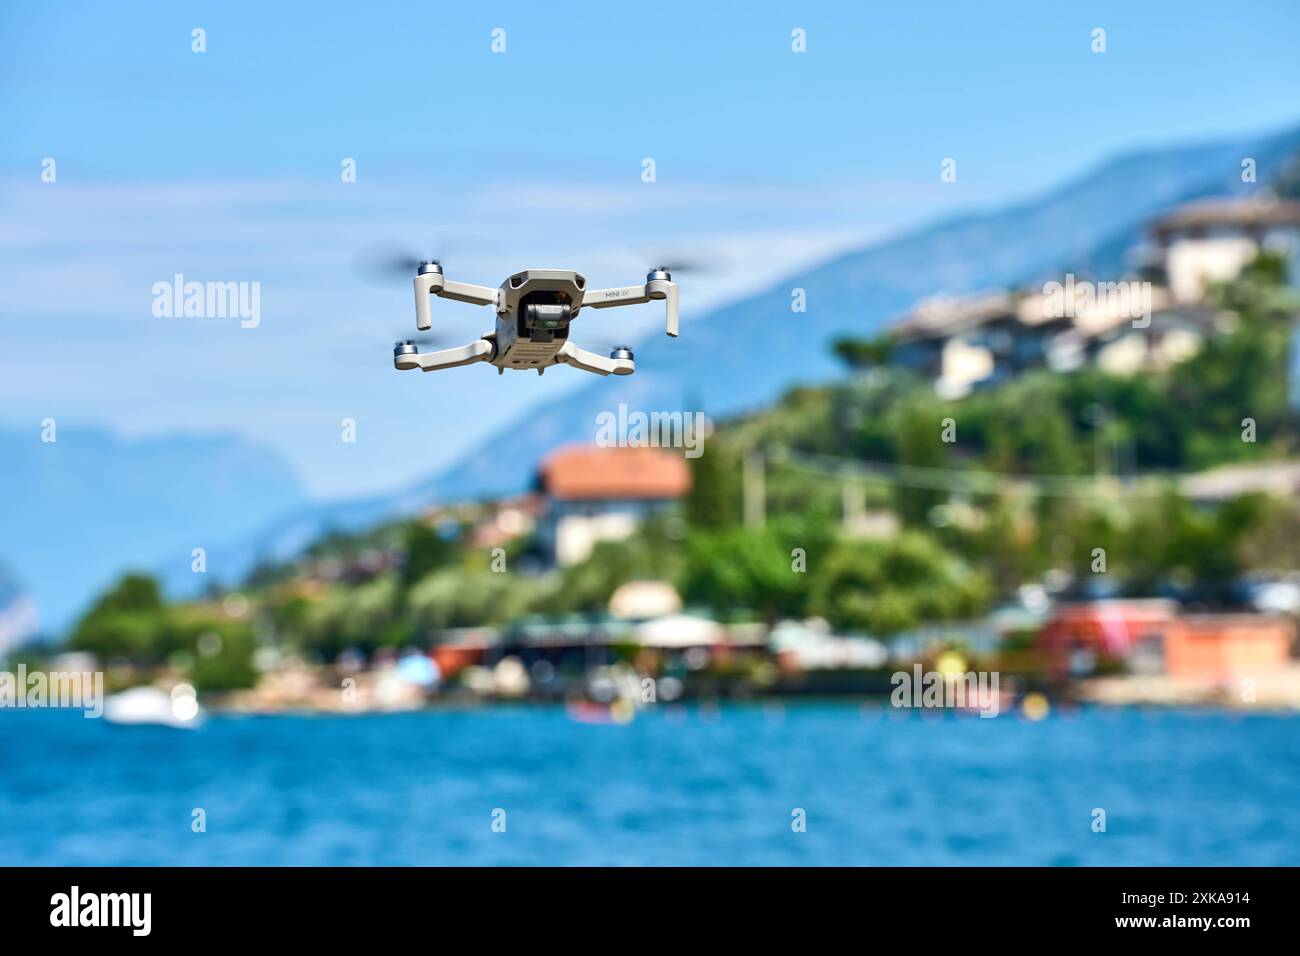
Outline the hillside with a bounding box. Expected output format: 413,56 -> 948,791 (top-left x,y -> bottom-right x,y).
224,124 -> 1300,577
58,250 -> 1300,686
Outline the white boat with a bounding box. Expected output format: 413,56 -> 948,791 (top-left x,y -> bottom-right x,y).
102,686 -> 204,729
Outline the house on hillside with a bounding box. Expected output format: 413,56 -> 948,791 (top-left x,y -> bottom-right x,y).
1144,197 -> 1300,301
1026,281 -> 1221,377
535,445 -> 691,567
1143,197 -> 1300,411
889,290 -> 1075,398
886,198 -> 1300,397
1078,299 -> 1218,375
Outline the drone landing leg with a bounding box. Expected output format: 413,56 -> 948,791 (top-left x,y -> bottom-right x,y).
413,272 -> 499,331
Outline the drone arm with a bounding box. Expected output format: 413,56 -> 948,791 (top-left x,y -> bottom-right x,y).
413,274 -> 498,331
556,340 -> 634,377
582,286 -> 651,308
394,338 -> 494,372
582,279 -> 679,337
438,278 -> 499,306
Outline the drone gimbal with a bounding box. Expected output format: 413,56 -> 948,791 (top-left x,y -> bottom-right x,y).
394,264 -> 679,377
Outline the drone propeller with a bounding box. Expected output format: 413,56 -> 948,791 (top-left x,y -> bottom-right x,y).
574,330 -> 638,357
392,331 -> 456,348
644,259 -> 708,277
637,248 -> 729,277
351,242 -> 426,284
351,236 -> 499,285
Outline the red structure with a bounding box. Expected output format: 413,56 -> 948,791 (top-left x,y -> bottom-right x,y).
1038,600 -> 1295,682
1163,616 -> 1294,683
1037,600 -> 1178,677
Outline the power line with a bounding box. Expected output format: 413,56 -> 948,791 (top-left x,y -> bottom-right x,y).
765,446 -> 1176,499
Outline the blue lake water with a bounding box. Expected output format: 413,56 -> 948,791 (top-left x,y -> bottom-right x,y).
1,704 -> 1297,865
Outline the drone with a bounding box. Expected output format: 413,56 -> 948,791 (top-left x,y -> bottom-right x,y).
393,263 -> 678,377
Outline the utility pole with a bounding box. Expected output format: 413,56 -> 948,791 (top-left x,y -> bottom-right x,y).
1288,318 -> 1300,413
842,478 -> 865,532
1085,403 -> 1112,481
743,450 -> 766,530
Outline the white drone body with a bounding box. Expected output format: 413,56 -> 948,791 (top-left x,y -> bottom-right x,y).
394,264 -> 679,377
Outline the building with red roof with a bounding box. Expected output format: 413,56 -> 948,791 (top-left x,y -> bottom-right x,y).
535,445 -> 691,566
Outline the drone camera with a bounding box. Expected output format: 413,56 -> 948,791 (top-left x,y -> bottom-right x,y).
521,301 -> 572,343
526,303 -> 569,330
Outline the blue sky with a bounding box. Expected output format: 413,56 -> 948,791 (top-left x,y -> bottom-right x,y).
3,0 -> 1299,498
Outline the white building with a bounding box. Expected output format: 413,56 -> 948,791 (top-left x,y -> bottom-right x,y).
1147,197 -> 1300,302
534,445 -> 691,567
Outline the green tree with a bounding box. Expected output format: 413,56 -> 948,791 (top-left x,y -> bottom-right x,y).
1167,252 -> 1298,467
890,400 -> 951,525
400,522 -> 456,588
68,573 -> 174,663
83,572 -> 163,616
685,445 -> 740,530
810,531 -> 990,636
190,630 -> 258,692
831,333 -> 895,371
530,527 -> 683,615
678,516 -> 833,622
1120,490 -> 1267,601
298,575 -> 408,658
406,569 -> 533,634
173,618 -> 259,692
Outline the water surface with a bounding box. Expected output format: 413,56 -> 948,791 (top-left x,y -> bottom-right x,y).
1,704 -> 1296,865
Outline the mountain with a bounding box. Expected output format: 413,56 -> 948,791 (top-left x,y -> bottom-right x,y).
0,427 -> 309,631
226,125 -> 1300,577
0,560 -> 37,656
410,125 -> 1300,500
